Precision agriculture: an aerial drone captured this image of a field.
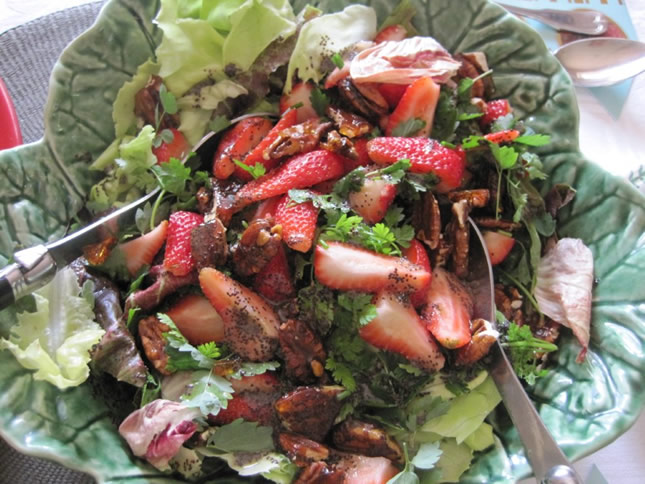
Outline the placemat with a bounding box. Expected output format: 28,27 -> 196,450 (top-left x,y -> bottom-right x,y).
0,5 -> 105,482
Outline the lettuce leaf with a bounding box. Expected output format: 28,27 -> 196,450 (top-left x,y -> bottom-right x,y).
0,267 -> 105,389
284,5 -> 377,92
201,0 -> 246,31
463,422 -> 494,451
421,376 -> 501,444
420,439 -> 473,483
197,448 -> 298,483
223,0 -> 297,72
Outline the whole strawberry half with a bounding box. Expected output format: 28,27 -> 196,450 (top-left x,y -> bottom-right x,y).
163,211 -> 204,277
274,193 -> 319,253
314,241 -> 430,293
279,82 -> 318,123
367,137 -> 466,192
385,76 -> 441,138
166,293 -> 225,345
213,117 -> 273,180
360,291 -> 445,372
402,239 -> 432,308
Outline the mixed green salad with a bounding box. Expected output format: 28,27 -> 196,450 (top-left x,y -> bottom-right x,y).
0,0 -> 596,482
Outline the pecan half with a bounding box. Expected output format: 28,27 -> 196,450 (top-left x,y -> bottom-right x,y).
275,386 -> 344,441
448,200 -> 471,278
279,433 -> 330,466
279,319 -> 327,384
413,191 -> 442,250
295,462 -> 343,484
455,52 -> 494,98
474,217 -> 521,231
320,130 -> 358,160
326,106 -> 373,138
139,315 -> 171,375
231,219 -> 282,276
447,189 -> 490,208
266,120 -> 333,159
332,419 -> 402,463
191,219 -> 228,271
455,318 -> 498,365
337,78 -> 388,121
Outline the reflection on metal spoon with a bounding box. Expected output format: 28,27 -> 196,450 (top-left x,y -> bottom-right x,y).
498,3 -> 609,36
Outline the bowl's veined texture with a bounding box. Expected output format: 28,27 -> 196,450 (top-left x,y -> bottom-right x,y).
0,0 -> 643,482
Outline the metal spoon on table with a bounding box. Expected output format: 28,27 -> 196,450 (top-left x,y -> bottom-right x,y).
497,3 -> 608,36
555,37 -> 645,87
468,219 -> 582,484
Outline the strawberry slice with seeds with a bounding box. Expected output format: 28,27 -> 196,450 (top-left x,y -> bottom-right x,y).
385,77 -> 440,137
374,24 -> 408,43
120,220 -> 168,276
254,244 -> 296,302
421,267 -> 472,349
367,137 -> 466,192
338,455 -> 400,484
231,372 -> 280,393
211,373 -> 280,425
402,239 -> 432,308
240,109 -> 299,181
484,129 -> 520,144
153,129 -> 189,164
199,268 -> 280,361
360,291 -> 445,372
314,241 -> 430,293
235,150 -> 346,208
348,175 -> 397,224
213,117 -> 273,180
482,230 -> 515,265
279,82 -> 318,123
166,293 -> 225,346
481,99 -> 511,126
163,211 -> 204,276
378,83 -> 409,108
274,193 -> 319,252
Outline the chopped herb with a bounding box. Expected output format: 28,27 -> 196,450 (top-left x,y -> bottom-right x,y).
310,87 -> 330,117
514,134 -> 551,146
158,83 -> 178,115
151,157 -> 191,195
489,142 -> 519,169
233,159 -> 266,179
180,369 -> 233,416
337,292 -> 377,327
441,141 -> 457,149
197,341 -> 222,359
503,320 -> 557,385
159,313 -> 217,372
326,355 -> 357,392
331,52 -> 345,69
291,101 -> 304,109
392,118 -> 426,137
461,135 -> 484,149
457,112 -> 484,121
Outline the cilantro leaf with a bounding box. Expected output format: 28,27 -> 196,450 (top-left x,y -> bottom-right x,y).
457,112 -> 483,121
392,118 -> 426,137
233,159 -> 266,179
151,158 -> 191,195
326,355 -> 357,392
310,87 -> 330,117
503,321 -> 557,384
158,83 -> 178,115
321,213 -> 364,242
489,142 -> 519,169
411,442 -> 442,469
228,361 -> 280,380
331,52 -> 344,69
209,115 -> 232,134
461,134 -> 484,149
197,341 -> 221,359
431,88 -> 458,142
159,313 -> 216,372
209,419 -> 274,453
514,133 -> 550,147
180,369 -> 233,416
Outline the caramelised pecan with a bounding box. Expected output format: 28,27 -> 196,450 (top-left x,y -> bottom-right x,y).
231,219 -> 282,276
275,386 -> 344,441
413,191 -> 442,250
447,189 -> 490,208
320,130 -> 358,160
534,318 -> 561,346
266,119 -> 333,159
278,319 -> 327,383
455,318 -> 498,365
190,219 -> 228,270
448,200 -> 471,278
337,78 -> 388,121
279,433 -> 330,466
134,75 -> 179,129
211,178 -> 244,227
455,52 -> 494,98
326,106 -> 373,138
474,217 -> 521,231
295,461 -> 344,484
139,315 -> 171,375
332,419 -> 402,463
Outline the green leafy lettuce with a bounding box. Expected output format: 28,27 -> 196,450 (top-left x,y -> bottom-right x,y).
0,268 -> 105,389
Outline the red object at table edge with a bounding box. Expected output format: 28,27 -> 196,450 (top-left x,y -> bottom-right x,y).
0,77 -> 23,150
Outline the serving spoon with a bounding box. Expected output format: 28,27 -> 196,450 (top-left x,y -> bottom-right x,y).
468,219 -> 582,484
497,3 -> 608,36
555,37 -> 645,87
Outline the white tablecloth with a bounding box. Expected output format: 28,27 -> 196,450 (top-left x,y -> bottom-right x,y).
1,1 -> 644,483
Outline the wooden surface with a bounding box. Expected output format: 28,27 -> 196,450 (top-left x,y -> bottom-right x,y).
1,0 -> 644,482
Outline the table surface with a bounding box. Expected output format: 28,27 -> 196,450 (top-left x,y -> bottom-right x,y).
0,1 -> 644,483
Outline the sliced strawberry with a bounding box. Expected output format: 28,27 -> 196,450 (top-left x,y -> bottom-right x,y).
314,241 -> 430,293
385,77 -> 440,137
484,129 -> 520,144
274,194 -> 319,252
252,195 -> 282,221
230,373 -> 280,393
119,220 -> 168,276
338,455 -> 400,484
481,99 -> 511,126
213,117 -> 273,180
374,24 -> 408,43
348,176 -> 396,224
254,244 -> 295,302
324,63 -> 350,89
403,239 -> 432,308
153,129 -> 189,164
199,268 -> 280,361
367,137 -> 466,192
209,395 -> 255,425
341,137 -> 371,172
377,83 -> 409,109
279,82 -> 318,123
482,230 -> 515,265
360,291 -> 445,372
163,211 -> 204,276
237,110 -> 299,181
421,267 -> 472,349
166,293 -> 225,345
235,150 -> 346,208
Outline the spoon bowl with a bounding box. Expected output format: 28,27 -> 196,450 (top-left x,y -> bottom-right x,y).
555,37 -> 645,87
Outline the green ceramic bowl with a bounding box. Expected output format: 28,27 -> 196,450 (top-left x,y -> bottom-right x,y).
0,0 -> 643,482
